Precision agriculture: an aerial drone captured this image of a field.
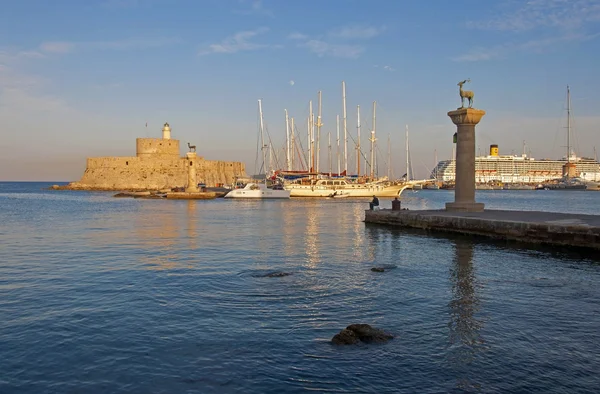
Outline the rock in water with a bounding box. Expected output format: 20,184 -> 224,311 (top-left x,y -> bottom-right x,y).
265,272 -> 292,278
250,271 -> 292,278
371,264 -> 397,272
332,324 -> 393,345
331,328 -> 359,345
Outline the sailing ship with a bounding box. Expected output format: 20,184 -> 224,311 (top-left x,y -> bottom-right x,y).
224,99 -> 290,199
278,82 -> 405,197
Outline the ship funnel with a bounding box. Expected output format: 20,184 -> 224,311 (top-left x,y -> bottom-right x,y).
490,144 -> 499,156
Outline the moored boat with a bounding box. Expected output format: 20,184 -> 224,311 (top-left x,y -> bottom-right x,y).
282,177 -> 403,197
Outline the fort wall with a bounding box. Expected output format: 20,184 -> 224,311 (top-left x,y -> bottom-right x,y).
67,130 -> 246,190
136,138 -> 180,158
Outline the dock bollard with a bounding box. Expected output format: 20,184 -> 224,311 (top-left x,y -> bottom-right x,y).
392,198 -> 401,211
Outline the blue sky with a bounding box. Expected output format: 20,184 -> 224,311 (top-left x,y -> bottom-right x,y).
1,0 -> 600,180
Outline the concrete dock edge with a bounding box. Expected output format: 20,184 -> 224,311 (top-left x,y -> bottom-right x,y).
364,209 -> 600,250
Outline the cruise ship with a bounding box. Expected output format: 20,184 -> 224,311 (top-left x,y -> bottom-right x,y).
432,145 -> 600,184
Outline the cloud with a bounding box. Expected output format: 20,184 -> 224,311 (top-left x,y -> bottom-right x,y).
234,0 -> 274,17
199,27 -> 280,55
383,65 -> 395,71
329,25 -> 386,39
453,32 -> 600,62
290,24 -> 385,59
299,40 -> 364,59
288,32 -> 308,40
467,0 -> 600,32
40,41 -> 75,54
289,80 -> 295,86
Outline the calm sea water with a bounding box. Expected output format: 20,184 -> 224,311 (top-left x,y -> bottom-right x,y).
1,182 -> 600,393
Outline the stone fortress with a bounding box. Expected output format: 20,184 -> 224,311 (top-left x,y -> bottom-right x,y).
66,123 -> 247,190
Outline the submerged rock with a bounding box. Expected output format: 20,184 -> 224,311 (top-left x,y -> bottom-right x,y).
370,264 -> 397,272
251,271 -> 293,278
332,324 -> 394,345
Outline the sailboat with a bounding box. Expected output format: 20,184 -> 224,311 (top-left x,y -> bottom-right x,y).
224,100 -> 291,199
543,86 -> 587,191
279,90 -> 404,197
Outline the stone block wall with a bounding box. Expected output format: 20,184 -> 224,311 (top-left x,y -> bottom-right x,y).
68,156 -> 246,191
136,138 -> 180,158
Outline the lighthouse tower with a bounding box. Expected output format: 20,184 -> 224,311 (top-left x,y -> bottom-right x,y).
162,122 -> 171,140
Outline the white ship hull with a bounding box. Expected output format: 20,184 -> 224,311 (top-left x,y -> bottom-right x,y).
224,183 -> 290,199
283,179 -> 403,197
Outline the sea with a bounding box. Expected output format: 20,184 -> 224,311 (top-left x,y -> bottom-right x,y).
1,182 -> 599,393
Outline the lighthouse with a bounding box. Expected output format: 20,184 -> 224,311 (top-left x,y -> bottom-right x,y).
162,122 -> 171,140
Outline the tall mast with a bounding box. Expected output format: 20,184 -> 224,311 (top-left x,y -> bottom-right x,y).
434,149 -> 438,180
357,105 -> 361,176
342,81 -> 348,175
370,101 -> 377,178
336,114 -> 340,175
285,109 -> 291,171
308,100 -> 313,172
405,124 -> 410,181
328,131 -> 332,177
290,117 -> 295,171
567,85 -> 571,163
316,90 -> 323,173
258,99 -> 266,179
387,133 -> 391,180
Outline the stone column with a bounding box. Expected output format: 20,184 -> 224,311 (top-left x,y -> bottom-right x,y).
446,108 -> 486,212
185,152 -> 199,193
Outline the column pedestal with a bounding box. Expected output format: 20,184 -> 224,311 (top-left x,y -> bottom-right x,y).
446,108 -> 486,213
185,152 -> 199,193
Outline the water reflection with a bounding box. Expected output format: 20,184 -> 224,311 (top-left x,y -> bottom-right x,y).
304,202 -> 320,267
447,237 -> 486,391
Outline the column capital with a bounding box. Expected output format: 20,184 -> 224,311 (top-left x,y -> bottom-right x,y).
447,108 -> 486,126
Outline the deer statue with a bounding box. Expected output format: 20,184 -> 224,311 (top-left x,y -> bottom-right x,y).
458,79 -> 474,108
187,142 -> 196,152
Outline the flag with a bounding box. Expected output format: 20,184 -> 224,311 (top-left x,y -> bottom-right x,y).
145,122 -> 148,128
453,132 -> 457,143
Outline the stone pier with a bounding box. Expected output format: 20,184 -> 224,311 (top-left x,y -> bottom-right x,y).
446,108 -> 486,212
364,209 -> 600,250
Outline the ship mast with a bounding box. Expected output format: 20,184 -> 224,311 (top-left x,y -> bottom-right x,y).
370,101 -> 377,178
342,81 -> 348,175
567,85 -> 571,163
285,109 -> 291,171
258,99 -> 266,180
308,100 -> 313,172
405,124 -> 410,181
290,117 -> 295,171
387,133 -> 391,180
357,105 -> 361,176
316,90 -> 323,173
336,114 -> 340,175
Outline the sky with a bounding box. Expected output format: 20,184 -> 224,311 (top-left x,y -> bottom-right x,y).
1,0 -> 600,181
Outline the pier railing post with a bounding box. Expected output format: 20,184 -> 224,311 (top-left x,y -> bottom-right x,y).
446,108 -> 486,212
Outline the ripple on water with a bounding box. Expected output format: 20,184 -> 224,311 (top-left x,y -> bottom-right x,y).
2,186 -> 600,393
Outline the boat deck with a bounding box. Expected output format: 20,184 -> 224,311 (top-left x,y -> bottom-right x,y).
364,209 -> 600,250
